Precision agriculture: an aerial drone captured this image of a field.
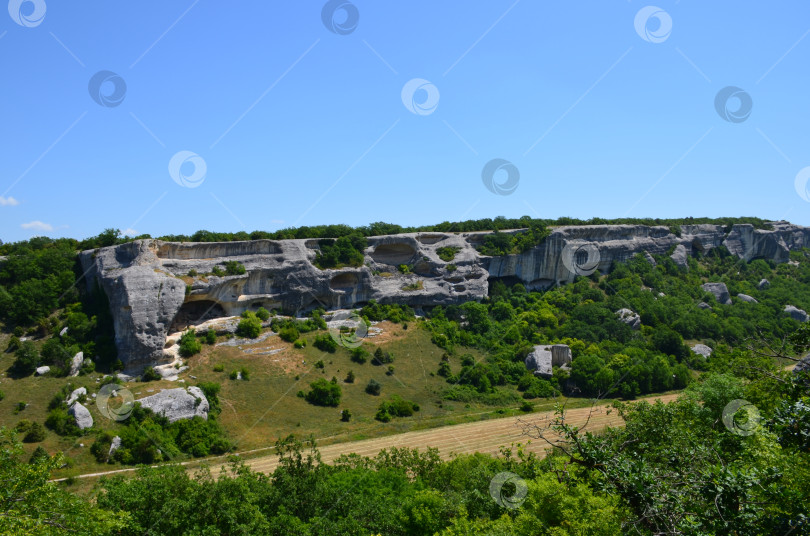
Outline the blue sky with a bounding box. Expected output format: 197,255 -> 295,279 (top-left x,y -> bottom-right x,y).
2,1 -> 809,242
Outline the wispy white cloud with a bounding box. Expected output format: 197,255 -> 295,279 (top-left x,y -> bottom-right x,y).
270,219 -> 285,225
21,220 -> 54,232
0,196 -> 19,206
122,228 -> 139,236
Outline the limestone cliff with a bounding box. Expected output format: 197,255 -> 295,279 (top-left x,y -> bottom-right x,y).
79,221 -> 810,371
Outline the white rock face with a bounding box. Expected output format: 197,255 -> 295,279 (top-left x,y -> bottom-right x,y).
616,308 -> 641,330
69,352 -> 84,377
69,402 -> 93,429
525,344 -> 572,379
701,283 -> 732,305
79,222 -> 810,370
670,244 -> 689,269
643,251 -> 657,267
136,386 -> 209,423
737,294 -> 758,304
59,327 -> 68,337
691,344 -> 713,358
66,387 -> 87,406
697,302 -> 712,310
757,279 -> 770,290
785,305 -> 809,322
108,436 -> 122,458
35,366 -> 50,376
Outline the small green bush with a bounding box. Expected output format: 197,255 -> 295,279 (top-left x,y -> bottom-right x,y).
224,261 -> 246,275
345,370 -> 355,383
278,326 -> 300,343
23,421 -> 46,443
340,409 -> 351,422
205,329 -> 217,345
313,334 -> 337,353
240,367 -> 250,381
372,347 -> 394,365
211,266 -> 226,277
520,400 -> 535,412
213,364 -> 224,372
350,347 -> 369,364
256,307 -> 270,321
305,378 -> 342,407
293,339 -> 306,349
141,367 -> 161,382
365,379 -> 382,396
14,401 -> 27,414
179,330 -> 202,357
187,269 -> 198,277
436,246 -> 460,262
237,314 -> 262,339
229,370 -> 239,380
28,445 -> 50,464
375,395 -> 419,421
314,360 -> 325,369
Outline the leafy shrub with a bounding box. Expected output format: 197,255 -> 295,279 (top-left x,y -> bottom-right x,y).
314,360 -> 325,369
312,233 -> 367,269
141,367 -> 161,382
365,379 -> 382,396
401,281 -> 423,292
350,346 -> 369,364
375,395 -> 419,422
22,422 -> 46,443
178,330 -> 202,357
229,370 -> 239,380
237,313 -> 262,339
211,266 -> 226,277
520,400 -> 534,412
12,341 -> 39,376
187,269 -> 198,277
256,307 -> 270,321
313,334 -> 337,353
6,336 -> 20,352
436,246 -> 460,262
293,339 -> 306,348
340,409 -> 351,422
213,364 -> 224,372
397,264 -> 411,274
14,402 -> 27,414
45,408 -> 80,436
224,261 -> 246,275
239,367 -> 250,381
372,347 -> 394,365
446,264 -> 457,272
28,445 -> 50,464
386,365 -> 395,376
345,370 -> 355,383
14,420 -> 32,434
205,329 -> 217,345
278,326 -> 300,343
305,378 -> 342,407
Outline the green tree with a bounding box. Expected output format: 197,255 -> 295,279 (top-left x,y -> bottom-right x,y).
305,378 -> 342,407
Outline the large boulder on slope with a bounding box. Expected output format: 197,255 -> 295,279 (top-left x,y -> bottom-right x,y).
136,387 -> 209,423
670,244 -> 689,269
525,344 -> 572,379
68,402 -> 93,429
701,282 -> 731,305
785,305 -> 809,322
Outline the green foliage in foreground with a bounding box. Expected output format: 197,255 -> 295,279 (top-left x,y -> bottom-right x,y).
8,355 -> 806,535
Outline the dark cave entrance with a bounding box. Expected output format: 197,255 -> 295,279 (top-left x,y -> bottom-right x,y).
170,300 -> 227,331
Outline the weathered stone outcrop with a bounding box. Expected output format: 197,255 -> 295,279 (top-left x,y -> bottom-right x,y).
616,308 -> 641,330
525,344 -> 572,379
136,387 -> 209,423
670,244 -> 689,269
79,221 -> 810,371
737,294 -> 758,304
691,344 -> 713,358
69,402 -> 93,429
702,282 -> 732,305
785,305 -> 809,323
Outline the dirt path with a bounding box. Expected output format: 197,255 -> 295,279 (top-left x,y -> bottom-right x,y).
56,393 -> 680,482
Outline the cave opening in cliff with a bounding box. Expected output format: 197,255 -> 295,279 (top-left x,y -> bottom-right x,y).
170,300 -> 227,331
